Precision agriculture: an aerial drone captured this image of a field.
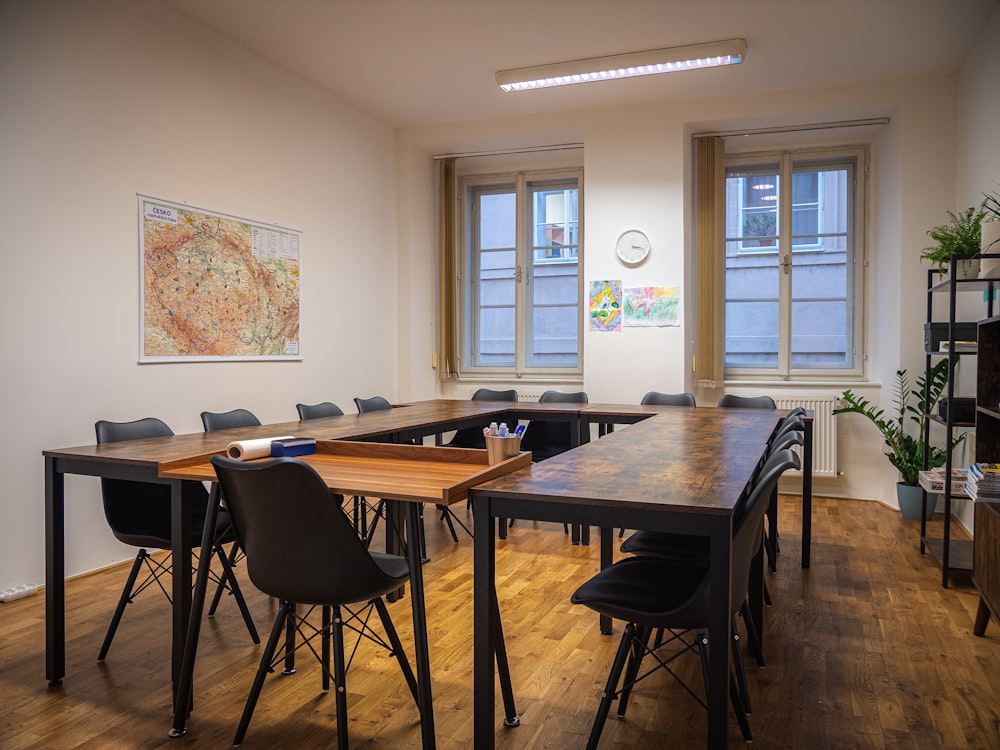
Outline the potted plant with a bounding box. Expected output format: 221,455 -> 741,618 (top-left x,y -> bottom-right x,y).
920,205 -> 986,279
742,212 -> 776,248
980,188 -> 1000,278
833,359 -> 963,520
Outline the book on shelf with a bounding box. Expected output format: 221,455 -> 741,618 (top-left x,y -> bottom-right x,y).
939,340 -> 977,353
965,463 -> 1000,500
919,467 -> 967,495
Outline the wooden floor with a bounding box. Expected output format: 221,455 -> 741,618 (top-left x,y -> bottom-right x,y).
4,496 -> 1000,749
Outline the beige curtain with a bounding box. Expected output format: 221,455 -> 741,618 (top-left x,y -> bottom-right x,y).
693,136 -> 725,389
437,158 -> 459,380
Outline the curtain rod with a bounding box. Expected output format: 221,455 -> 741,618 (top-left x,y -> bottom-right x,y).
692,117 -> 889,139
433,143 -> 584,160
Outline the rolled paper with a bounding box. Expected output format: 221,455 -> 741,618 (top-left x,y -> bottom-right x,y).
225,435 -> 294,461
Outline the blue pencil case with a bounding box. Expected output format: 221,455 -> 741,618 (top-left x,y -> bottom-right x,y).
270,437 -> 317,457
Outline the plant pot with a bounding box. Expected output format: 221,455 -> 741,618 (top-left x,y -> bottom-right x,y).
897,482 -> 937,521
955,258 -> 981,280
980,221 -> 1000,278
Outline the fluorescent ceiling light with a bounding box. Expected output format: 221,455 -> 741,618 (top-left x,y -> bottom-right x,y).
496,38 -> 746,93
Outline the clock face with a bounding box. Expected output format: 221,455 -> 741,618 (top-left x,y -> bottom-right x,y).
616,230 -> 650,264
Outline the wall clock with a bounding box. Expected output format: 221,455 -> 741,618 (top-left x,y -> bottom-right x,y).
616,229 -> 650,264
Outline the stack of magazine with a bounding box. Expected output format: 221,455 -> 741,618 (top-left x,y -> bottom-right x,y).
965,463 -> 1000,501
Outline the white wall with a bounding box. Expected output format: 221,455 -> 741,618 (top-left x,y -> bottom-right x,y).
397,74 -> 980,509
0,0 -> 399,589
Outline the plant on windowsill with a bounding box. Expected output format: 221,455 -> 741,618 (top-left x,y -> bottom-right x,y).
833,359 -> 964,520
742,212 -> 776,248
920,205 -> 986,280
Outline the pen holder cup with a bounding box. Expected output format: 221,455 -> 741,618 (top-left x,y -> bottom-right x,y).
486,435 -> 522,465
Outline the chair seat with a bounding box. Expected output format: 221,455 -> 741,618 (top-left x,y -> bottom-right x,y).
571,556 -> 711,629
619,530 -> 710,563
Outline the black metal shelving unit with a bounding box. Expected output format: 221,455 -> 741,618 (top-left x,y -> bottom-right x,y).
921,255 -> 999,587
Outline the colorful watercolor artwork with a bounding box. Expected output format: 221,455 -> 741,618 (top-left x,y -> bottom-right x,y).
589,280 -> 622,331
623,286 -> 680,327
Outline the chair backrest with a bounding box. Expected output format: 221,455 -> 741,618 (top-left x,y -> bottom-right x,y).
520,391 -> 589,460
640,391 -> 697,407
728,449 -> 800,602
717,394 -> 776,410
538,390 -> 588,404
94,418 -> 177,542
471,388 -> 518,402
201,408 -> 262,432
354,396 -> 393,414
296,402 -> 345,420
210,455 -> 405,605
446,389 -> 519,449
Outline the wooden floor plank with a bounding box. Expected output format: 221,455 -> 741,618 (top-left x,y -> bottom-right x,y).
3,496 -> 1000,748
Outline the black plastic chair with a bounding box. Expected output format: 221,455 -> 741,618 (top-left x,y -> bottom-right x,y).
353,396 -> 393,414
201,408 -> 263,617
210,455 -> 420,748
571,448 -> 800,749
296,402 -> 345,420
94,418 -> 258,660
717,394 -> 777,409
200,408 -> 262,432
519,390 -> 589,462
640,391 -> 697,406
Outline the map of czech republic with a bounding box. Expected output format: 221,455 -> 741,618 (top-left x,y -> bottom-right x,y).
140,197 -> 300,361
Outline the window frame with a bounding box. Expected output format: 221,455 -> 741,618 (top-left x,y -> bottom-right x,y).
457,167 -> 584,379
722,145 -> 867,380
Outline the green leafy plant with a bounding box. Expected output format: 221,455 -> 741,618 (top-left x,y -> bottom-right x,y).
743,212 -> 776,238
983,189 -> 1000,223
832,360 -> 963,486
920,206 -> 985,269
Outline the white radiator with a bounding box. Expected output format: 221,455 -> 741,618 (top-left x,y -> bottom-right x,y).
773,395 -> 838,476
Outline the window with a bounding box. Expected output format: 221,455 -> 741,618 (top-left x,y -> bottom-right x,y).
459,170 -> 582,376
723,147 -> 866,377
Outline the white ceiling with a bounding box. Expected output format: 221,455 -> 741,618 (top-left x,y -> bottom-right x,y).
159,0 -> 998,129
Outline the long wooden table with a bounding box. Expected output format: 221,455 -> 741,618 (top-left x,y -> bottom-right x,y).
42,399 -> 813,748
469,406 -> 783,750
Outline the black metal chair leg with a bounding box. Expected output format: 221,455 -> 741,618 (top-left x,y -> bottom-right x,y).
616,624 -> 651,718
731,616 -> 752,715
98,550 -> 146,661
322,605 -> 332,691
332,605 -> 350,750
373,597 -> 420,705
438,505 -> 460,542
212,542 -> 259,643
586,623 -> 635,750
740,599 -> 765,667
234,603 -> 289,746
208,541 -> 241,616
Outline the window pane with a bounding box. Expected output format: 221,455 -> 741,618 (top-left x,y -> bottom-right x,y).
725,244 -> 779,368
726,165 -> 779,252
530,304 -> 578,367
479,192 -> 515,249
532,185 -> 579,262
476,306 -> 514,366
724,152 -> 858,375
462,173 -> 581,375
529,249 -> 578,368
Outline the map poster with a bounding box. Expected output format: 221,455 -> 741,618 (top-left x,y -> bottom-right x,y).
138,195 -> 301,362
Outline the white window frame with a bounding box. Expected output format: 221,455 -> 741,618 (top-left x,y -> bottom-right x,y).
457,168 -> 583,379
723,145 -> 867,380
